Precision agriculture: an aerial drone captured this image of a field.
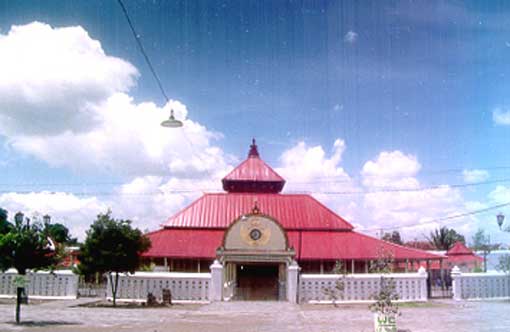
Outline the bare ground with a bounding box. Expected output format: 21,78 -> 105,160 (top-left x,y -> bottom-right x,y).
0,298 -> 508,332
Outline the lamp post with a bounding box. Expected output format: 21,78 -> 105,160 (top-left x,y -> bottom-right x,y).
14,212 -> 24,227
497,212 -> 505,230
43,215 -> 51,225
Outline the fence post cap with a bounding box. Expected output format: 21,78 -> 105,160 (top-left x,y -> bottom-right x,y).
451,266 -> 461,275
417,266 -> 427,275
210,260 -> 223,269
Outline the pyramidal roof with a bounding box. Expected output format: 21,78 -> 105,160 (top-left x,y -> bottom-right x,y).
447,242 -> 475,256
222,139 -> 286,193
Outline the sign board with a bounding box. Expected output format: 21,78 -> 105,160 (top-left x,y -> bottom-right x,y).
374,314 -> 397,332
13,275 -> 28,288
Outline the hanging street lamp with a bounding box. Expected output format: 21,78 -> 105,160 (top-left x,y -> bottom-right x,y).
161,109 -> 183,128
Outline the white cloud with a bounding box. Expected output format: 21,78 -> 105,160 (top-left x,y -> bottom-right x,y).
276,139 -> 359,222
0,22 -> 233,178
360,150 -> 468,239
9,93 -> 232,177
0,22 -> 138,136
463,169 -> 489,183
361,151 -> 421,189
0,22 -> 234,238
493,107 -> 510,126
0,191 -> 107,240
344,31 -> 358,43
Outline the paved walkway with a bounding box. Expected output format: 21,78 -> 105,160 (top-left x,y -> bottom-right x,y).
0,299 -> 509,332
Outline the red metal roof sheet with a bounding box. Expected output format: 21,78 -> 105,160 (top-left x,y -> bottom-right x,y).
293,231 -> 441,260
143,228 -> 441,261
163,193 -> 354,231
222,157 -> 285,183
447,242 -> 475,256
142,229 -> 224,259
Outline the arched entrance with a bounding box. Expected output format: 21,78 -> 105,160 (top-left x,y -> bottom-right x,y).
216,212 -> 295,301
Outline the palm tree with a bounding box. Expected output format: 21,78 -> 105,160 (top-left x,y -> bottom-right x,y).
428,227 -> 465,250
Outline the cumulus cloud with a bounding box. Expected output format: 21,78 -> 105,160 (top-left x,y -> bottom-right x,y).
0,22 -> 138,136
462,169 -> 489,183
276,139 -> 359,222
0,22 -> 233,178
344,31 -> 358,43
0,191 -> 107,240
0,22 -> 234,238
360,150 -> 468,239
493,108 -> 510,126
361,151 -> 421,189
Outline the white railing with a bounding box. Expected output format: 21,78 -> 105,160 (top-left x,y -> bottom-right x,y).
0,269 -> 78,299
299,269 -> 428,304
106,272 -> 211,303
451,266 -> 510,300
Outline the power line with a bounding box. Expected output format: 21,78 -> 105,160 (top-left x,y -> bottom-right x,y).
117,0 -> 216,181
360,201 -> 510,232
2,177 -> 510,191
1,177 -> 510,196
117,0 -> 170,103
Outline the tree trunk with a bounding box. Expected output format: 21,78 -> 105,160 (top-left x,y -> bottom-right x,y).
109,273 -> 119,307
15,287 -> 22,324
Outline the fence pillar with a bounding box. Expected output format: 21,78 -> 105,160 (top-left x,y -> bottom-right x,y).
287,260 -> 300,304
209,260 -> 223,302
418,267 -> 428,301
451,266 -> 462,301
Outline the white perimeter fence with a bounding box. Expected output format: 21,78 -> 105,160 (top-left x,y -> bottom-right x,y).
0,269 -> 78,299
451,266 -> 510,300
299,268 -> 428,303
106,272 -> 211,303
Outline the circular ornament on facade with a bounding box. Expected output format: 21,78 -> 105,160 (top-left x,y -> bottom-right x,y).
240,216 -> 271,246
249,228 -> 262,241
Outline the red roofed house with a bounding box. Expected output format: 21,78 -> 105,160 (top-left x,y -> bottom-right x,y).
143,140 -> 442,300
433,242 -> 483,272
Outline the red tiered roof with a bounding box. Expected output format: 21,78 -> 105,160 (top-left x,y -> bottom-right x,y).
145,140 -> 442,263
222,139 -> 285,193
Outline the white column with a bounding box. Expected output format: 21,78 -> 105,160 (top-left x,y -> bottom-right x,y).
418,266 -> 428,301
287,260 -> 300,304
209,260 -> 224,302
451,265 -> 462,301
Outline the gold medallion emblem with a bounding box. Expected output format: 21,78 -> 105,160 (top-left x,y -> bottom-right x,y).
240,216 -> 271,246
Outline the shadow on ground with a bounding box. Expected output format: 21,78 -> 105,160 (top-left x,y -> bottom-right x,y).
6,320 -> 81,327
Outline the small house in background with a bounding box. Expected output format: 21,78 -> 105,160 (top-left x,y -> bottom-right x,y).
444,242 -> 483,272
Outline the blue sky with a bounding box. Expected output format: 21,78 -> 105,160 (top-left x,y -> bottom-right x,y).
1,0 -> 510,243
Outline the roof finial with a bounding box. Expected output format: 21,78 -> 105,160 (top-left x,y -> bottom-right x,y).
248,138 -> 260,158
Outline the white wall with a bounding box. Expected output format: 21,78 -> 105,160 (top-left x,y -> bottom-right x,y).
452,267 -> 510,300
299,270 -> 428,303
106,271 -> 211,303
0,269 -> 78,299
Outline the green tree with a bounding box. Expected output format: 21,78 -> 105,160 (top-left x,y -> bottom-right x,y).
0,212 -> 60,323
0,208 -> 13,235
369,246 -> 400,319
77,211 -> 151,306
471,228 -> 500,272
382,231 -> 404,245
428,226 -> 465,250
44,222 -> 78,245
